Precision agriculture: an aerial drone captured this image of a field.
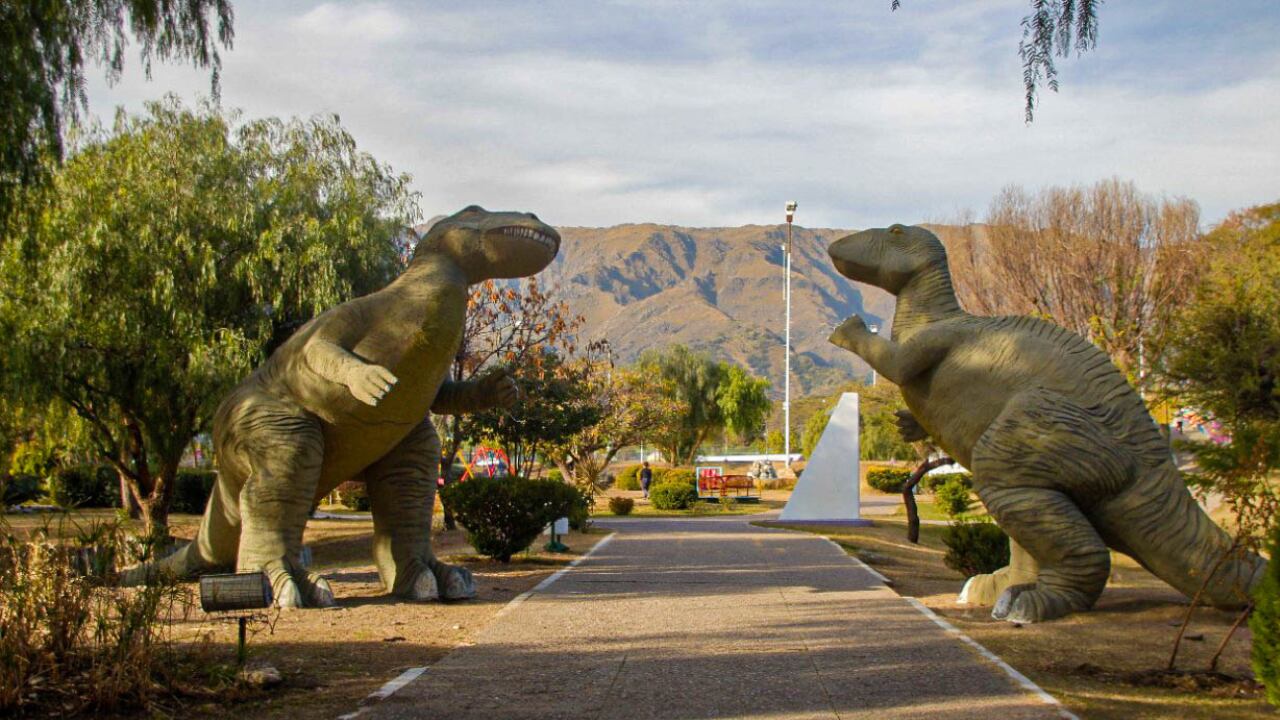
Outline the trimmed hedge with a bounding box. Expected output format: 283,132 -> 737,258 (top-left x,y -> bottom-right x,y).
616,465 -> 642,491
650,482 -> 698,510
943,519 -> 1010,578
172,469 -> 218,514
657,468 -> 696,488
608,496 -> 635,515
866,467 -> 912,493
920,471 -> 972,494
336,481 -> 370,511
46,465 -> 119,508
935,479 -> 973,517
442,476 -> 588,562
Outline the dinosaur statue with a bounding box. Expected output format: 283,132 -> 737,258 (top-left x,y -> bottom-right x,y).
122,206 -> 560,608
826,223 -> 1265,623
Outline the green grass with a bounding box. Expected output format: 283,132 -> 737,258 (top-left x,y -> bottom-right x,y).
889,498 -> 987,522
591,497 -> 784,518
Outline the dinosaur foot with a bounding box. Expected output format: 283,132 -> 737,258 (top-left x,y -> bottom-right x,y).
992,583 -> 1084,624
264,561 -> 337,609
439,564 -> 476,600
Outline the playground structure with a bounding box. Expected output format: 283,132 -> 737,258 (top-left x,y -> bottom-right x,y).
694,466 -> 760,503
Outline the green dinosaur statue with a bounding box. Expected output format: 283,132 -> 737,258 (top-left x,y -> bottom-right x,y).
122,206 -> 560,608
826,223 -> 1265,623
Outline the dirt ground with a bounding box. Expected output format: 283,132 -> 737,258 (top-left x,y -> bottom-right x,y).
771,518 -> 1272,720
3,508 -> 608,720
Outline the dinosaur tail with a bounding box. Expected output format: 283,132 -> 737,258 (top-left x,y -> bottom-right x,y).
119,478 -> 238,586
1103,462 -> 1265,609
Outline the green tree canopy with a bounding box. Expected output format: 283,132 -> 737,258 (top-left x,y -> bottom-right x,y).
0,1 -> 234,227
800,382 -> 916,462
716,364 -> 772,444
1155,202 -> 1280,689
637,345 -> 772,465
0,98 -> 417,535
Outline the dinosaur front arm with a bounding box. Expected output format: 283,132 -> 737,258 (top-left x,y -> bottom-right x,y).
304,337 -> 398,407
828,315 -> 946,385
430,370 -> 519,415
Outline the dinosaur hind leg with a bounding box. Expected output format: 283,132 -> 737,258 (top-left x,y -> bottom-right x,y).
229,401 -> 335,609
971,388 -> 1136,623
365,421 -> 475,601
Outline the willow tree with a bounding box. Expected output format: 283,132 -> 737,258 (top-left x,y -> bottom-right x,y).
0,1 -> 234,230
891,0 -> 1100,120
0,98 -> 417,536
638,345 -> 772,465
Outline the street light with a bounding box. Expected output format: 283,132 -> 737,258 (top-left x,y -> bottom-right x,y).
867,323 -> 880,385
783,201 -> 797,467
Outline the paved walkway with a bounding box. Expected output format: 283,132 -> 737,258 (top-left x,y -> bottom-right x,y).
364,516 -> 1064,719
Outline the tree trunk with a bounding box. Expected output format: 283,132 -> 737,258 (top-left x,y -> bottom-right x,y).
903,456 -> 954,544
125,454 -> 178,542
118,472 -> 140,519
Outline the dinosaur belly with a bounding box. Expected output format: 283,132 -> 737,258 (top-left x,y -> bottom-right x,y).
315,339 -> 454,487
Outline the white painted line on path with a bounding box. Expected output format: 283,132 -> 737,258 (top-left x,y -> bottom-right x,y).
335,532 -> 617,719
495,532 -> 616,619
905,597 -> 1080,720
820,537 -> 893,585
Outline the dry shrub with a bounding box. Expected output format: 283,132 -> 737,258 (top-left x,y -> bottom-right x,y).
0,518 -> 229,717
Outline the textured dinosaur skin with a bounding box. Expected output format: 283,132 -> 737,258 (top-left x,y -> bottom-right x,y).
122,206 -> 560,607
826,224 -> 1265,623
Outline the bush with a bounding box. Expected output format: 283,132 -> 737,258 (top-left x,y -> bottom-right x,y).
650,482 -> 699,510
170,470 -> 217,514
442,476 -> 588,562
943,519 -> 1010,578
336,480 -> 370,511
920,471 -> 972,494
659,468 -> 696,488
46,465 -> 118,509
616,465 -> 642,491
545,468 -> 563,483
1,474 -> 40,505
935,479 -> 973,517
608,496 -> 635,515
866,467 -> 912,493
0,522 -> 201,716
1252,524 -> 1280,705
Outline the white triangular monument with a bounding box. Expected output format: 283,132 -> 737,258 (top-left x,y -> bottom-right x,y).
778,392 -> 863,524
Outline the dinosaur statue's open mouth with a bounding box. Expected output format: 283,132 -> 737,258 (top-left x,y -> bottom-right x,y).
496,225 -> 558,254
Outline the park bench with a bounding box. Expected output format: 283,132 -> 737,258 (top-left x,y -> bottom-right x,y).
695,473 -> 759,502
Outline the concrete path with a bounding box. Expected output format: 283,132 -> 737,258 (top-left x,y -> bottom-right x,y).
363,516 -> 1064,719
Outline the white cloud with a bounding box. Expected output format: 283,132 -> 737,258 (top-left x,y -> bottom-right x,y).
290,3 -> 409,44
83,1 -> 1280,229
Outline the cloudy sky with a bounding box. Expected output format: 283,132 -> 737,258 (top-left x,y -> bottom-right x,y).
86,0 -> 1279,229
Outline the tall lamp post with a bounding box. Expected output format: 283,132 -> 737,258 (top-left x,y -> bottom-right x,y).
867,323 -> 879,385
783,201 -> 797,467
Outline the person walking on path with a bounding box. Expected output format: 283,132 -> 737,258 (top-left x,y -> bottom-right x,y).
639,461 -> 653,498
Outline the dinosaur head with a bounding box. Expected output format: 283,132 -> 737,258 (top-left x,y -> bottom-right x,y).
827,224 -> 947,294
413,205 -> 560,282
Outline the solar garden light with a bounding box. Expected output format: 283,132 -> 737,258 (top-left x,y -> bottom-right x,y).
200,571 -> 273,665
544,516 -> 569,553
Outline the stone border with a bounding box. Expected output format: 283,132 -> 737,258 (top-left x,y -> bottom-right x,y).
335,532 -> 617,719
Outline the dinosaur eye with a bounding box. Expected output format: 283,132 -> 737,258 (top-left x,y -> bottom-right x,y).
889,224 -> 907,235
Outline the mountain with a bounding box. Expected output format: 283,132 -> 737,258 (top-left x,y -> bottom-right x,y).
536,224 -> 897,399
